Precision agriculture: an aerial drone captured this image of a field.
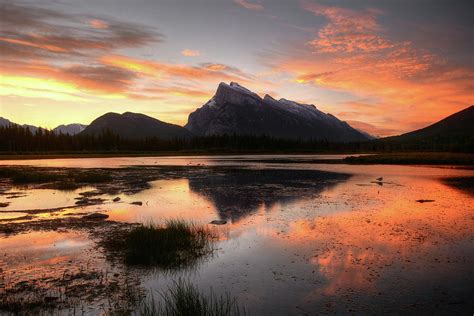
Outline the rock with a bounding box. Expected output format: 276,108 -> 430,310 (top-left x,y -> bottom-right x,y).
416,199 -> 435,203
75,198 -> 105,206
376,177 -> 383,181
82,213 -> 109,220
131,201 -> 143,206
210,220 -> 227,225
0,202 -> 9,207
113,197 -> 121,202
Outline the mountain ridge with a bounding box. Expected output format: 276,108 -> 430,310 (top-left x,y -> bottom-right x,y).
383,105 -> 474,141
80,112 -> 192,139
185,82 -> 369,142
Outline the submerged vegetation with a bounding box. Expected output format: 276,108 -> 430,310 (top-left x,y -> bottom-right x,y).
139,280 -> 243,316
0,167 -> 112,186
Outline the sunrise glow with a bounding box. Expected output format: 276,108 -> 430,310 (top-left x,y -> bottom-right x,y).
0,1 -> 472,135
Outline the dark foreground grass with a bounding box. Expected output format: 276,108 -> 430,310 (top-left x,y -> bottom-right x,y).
139,279 -> 243,316
125,220 -> 215,268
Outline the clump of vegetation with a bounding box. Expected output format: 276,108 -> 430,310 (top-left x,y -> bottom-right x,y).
0,167 -> 113,187
123,220 -> 215,268
71,170 -> 112,183
2,169 -> 62,184
0,296 -> 59,316
139,279 -> 243,316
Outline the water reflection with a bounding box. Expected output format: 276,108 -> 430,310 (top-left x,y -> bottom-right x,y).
441,176 -> 474,196
0,159 -> 473,314
188,169 -> 351,221
252,175 -> 474,313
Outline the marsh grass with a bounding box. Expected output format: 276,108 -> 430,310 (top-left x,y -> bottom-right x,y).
71,170 -> 112,183
2,169 -> 62,184
123,220 -> 215,269
0,167 -> 112,187
139,279 -> 243,316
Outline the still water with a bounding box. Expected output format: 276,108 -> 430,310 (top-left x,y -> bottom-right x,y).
0,155 -> 473,314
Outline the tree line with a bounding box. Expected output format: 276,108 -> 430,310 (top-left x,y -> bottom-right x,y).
0,125 -> 472,153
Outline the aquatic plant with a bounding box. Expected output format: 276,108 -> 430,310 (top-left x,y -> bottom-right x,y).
102,219 -> 216,269
138,279 -> 243,316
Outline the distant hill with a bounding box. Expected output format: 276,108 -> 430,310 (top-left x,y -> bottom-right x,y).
0,117 -> 38,133
185,82 -> 369,142
376,105 -> 474,151
53,124 -> 87,135
80,112 -> 192,139
385,105 -> 474,141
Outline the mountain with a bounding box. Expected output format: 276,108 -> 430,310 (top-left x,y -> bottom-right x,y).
385,105 -> 474,141
0,117 -> 38,133
53,124 -> 87,135
80,112 -> 192,139
0,117 -> 10,127
356,129 -> 377,140
185,82 -> 369,142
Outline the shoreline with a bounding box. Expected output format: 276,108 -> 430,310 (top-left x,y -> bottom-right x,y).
0,152 -> 472,165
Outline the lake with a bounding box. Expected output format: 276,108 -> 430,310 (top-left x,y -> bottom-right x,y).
0,155 -> 473,315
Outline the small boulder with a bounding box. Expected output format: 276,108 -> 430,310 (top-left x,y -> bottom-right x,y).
131,201 -> 143,206
82,213 -> 109,220
210,220 -> 227,225
113,197 -> 121,202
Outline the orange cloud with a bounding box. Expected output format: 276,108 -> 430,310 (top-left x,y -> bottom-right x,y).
0,37 -> 67,53
303,3 -> 391,53
0,2 -> 161,61
234,0 -> 264,11
144,86 -> 211,99
89,19 -> 109,29
100,54 -> 253,83
262,2 -> 474,135
181,49 -> 200,57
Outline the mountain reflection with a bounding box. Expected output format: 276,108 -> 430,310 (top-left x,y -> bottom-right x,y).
188,168 -> 350,221
441,176 -> 474,197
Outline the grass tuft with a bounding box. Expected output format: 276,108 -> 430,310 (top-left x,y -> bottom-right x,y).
139,279 -> 243,316
124,220 -> 215,268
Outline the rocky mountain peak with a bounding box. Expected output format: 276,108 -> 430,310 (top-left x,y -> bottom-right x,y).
185,82 -> 370,142
215,82 -> 262,105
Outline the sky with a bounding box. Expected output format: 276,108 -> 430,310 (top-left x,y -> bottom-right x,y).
0,0 -> 472,136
